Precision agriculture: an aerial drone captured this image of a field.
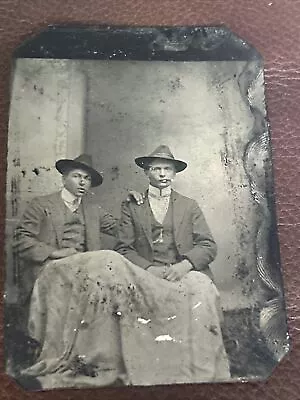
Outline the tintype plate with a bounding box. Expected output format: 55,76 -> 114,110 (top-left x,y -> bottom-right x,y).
4,26 -> 290,390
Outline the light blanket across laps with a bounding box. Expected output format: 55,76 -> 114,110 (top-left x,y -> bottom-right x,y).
23,250 -> 230,389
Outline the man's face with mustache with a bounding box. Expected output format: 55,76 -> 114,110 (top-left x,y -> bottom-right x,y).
145,159 -> 176,189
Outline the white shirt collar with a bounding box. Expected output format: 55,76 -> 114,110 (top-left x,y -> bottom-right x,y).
61,188 -> 82,205
148,185 -> 172,198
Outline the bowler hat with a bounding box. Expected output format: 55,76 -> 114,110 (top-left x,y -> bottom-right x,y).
135,145 -> 187,173
55,154 -> 103,187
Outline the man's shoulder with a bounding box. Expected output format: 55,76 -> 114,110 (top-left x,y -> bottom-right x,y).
81,196 -> 113,219
29,191 -> 61,206
172,190 -> 197,205
82,195 -> 104,209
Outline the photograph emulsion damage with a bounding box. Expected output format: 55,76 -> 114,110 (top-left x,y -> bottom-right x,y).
4,27 -> 289,390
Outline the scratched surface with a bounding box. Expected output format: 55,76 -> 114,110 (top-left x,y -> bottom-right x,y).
0,1 -> 300,399
5,52 -> 287,384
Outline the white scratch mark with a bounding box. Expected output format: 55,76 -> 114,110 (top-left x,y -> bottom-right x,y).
155,334 -> 174,342
193,301 -> 202,309
137,317 -> 151,324
167,315 -> 177,320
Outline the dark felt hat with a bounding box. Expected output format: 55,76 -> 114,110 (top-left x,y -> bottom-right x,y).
135,145 -> 187,173
55,154 -> 103,187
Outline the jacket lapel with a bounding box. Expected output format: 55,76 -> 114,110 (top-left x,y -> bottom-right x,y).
82,198 -> 99,250
134,190 -> 188,245
133,191 -> 153,247
171,190 -> 188,240
47,192 -> 66,247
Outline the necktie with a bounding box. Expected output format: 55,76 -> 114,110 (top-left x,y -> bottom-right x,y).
72,198 -> 80,212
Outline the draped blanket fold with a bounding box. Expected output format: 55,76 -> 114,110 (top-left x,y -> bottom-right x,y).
22,250 -> 230,389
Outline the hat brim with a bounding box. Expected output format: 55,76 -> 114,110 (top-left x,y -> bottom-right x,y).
135,156 -> 187,173
56,159 -> 103,187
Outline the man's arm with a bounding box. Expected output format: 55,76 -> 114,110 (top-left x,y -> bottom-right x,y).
114,201 -> 152,269
98,190 -> 145,238
181,200 -> 217,270
98,206 -> 119,237
13,198 -> 57,264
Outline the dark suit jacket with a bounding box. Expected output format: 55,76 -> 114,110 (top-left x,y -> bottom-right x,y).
13,191 -> 117,302
115,190 -> 217,274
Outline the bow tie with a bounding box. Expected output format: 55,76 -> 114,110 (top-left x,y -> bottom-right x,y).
148,192 -> 171,200
65,198 -> 80,206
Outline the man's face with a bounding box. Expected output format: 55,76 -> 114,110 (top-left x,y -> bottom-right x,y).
62,168 -> 92,198
145,159 -> 176,189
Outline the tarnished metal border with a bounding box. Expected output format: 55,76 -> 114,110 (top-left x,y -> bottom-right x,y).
241,62 -> 290,362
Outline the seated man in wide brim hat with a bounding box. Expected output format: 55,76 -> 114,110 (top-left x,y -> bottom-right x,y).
14,154 -> 144,308
114,145 -> 230,380
14,154 -> 116,312
116,144 -> 217,280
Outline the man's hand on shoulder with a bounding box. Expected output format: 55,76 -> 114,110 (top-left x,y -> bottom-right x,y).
49,248 -> 78,259
126,190 -> 145,206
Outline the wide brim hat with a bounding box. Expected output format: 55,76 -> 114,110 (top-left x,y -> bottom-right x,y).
56,154 -> 103,187
135,145 -> 187,173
